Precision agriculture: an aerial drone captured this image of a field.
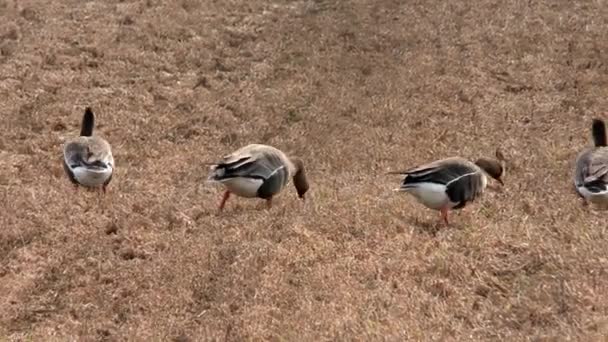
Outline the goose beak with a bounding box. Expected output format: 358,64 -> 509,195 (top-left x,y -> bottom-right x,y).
497,178 -> 504,186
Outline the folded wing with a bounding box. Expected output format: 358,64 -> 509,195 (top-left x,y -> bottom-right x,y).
576,148 -> 608,192
211,149 -> 288,183
401,158 -> 484,209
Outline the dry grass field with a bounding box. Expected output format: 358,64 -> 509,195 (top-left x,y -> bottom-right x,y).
1,0 -> 608,340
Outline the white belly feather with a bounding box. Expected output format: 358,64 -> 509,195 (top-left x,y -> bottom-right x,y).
72,166 -> 113,187
577,185 -> 608,205
402,182 -> 458,210
219,177 -> 263,198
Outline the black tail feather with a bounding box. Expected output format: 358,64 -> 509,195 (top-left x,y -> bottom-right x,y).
592,119 -> 607,147
80,107 -> 95,137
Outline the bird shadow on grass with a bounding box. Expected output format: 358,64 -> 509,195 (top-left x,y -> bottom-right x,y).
193,201 -> 275,222
404,214 -> 465,237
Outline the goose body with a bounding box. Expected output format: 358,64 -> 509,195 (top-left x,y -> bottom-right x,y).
574,119 -> 608,206
392,156 -> 503,226
62,108 -> 114,192
208,144 -> 309,210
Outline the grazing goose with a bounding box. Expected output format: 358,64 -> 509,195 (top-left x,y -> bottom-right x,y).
208,144 -> 309,211
63,107 -> 114,193
574,119 -> 608,206
390,153 -> 504,226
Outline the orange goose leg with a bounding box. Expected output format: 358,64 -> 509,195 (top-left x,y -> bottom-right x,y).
219,190 -> 231,211
440,206 -> 450,227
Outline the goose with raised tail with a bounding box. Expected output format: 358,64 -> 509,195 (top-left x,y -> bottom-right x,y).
574,118 -> 608,206
63,107 -> 114,193
208,144 -> 309,211
390,151 -> 504,226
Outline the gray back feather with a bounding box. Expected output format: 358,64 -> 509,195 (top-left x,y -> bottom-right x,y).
575,147 -> 608,186
212,148 -> 290,190
63,142 -> 87,167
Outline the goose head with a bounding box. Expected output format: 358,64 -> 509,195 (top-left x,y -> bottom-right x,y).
290,157 -> 309,200
475,158 -> 504,185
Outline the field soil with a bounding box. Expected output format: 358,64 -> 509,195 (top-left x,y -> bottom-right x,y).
1,0 -> 608,340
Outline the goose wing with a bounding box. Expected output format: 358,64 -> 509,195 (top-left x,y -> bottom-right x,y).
210,145 -> 288,182
575,148 -> 608,190
400,157 -> 485,208
399,158 -> 474,184
63,137 -> 113,169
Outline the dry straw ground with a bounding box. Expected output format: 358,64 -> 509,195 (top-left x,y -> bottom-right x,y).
1,0 -> 608,340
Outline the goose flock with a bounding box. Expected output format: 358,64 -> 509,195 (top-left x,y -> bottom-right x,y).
62,107 -> 608,226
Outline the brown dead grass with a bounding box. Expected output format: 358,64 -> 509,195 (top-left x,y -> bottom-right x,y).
1,0 -> 608,340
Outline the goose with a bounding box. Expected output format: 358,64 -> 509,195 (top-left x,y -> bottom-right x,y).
390,153 -> 504,226
207,144 -> 309,211
62,107 -> 114,193
574,118 -> 608,206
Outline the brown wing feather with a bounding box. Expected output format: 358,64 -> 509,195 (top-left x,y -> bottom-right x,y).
86,137 -> 112,158
398,157 -> 471,175
63,136 -> 113,166
585,148 -> 608,183
211,144 -> 293,184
